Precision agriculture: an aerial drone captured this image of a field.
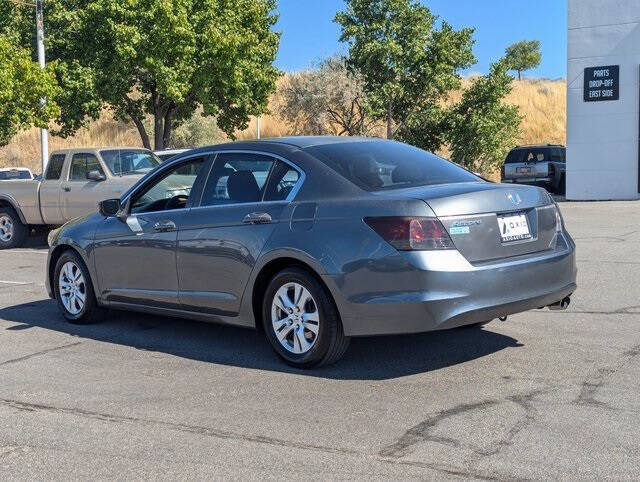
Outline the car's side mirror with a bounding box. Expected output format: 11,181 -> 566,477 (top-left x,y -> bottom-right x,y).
98,198 -> 121,217
87,170 -> 106,182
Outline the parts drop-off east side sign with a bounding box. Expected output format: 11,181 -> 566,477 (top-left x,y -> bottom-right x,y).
584,65 -> 619,102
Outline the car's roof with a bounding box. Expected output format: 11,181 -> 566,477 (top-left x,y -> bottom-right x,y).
50,147 -> 151,155
512,144 -> 565,149
257,136 -> 379,148
0,167 -> 32,172
154,148 -> 190,154
185,136 -> 382,154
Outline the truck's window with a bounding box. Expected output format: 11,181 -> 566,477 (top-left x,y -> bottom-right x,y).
70,153 -> 105,181
45,154 -> 66,180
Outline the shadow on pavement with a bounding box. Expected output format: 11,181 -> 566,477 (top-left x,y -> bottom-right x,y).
1,299 -> 523,380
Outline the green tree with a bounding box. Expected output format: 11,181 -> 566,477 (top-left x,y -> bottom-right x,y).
505,40 -> 541,80
0,35 -> 59,146
444,59 -> 521,174
278,57 -> 375,136
7,0 -> 280,150
335,0 -> 475,139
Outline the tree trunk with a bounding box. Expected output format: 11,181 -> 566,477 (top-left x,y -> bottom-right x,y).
132,117 -> 151,150
518,70 -> 522,81
163,105 -> 175,149
152,92 -> 164,151
386,100 -> 393,140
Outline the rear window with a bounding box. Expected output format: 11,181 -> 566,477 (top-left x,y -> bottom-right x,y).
45,154 -> 66,180
305,141 -> 480,191
504,149 -> 523,164
551,148 -> 566,162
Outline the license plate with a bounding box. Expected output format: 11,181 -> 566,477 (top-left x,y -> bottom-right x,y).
497,213 -> 531,242
517,167 -> 532,174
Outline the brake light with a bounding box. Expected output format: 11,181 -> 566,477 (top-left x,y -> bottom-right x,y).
364,217 -> 454,250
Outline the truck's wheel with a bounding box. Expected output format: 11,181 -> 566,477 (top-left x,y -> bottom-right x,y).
0,206 -> 28,249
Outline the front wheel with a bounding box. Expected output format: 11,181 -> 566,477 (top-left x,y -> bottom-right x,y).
54,250 -> 104,324
262,267 -> 350,368
0,206 -> 28,249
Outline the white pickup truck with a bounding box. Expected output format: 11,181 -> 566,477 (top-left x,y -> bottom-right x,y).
0,147 -> 163,248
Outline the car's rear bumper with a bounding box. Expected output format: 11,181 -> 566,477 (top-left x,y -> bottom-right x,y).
323,233 -> 577,336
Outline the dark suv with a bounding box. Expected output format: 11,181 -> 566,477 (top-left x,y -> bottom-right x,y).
501,144 -> 566,194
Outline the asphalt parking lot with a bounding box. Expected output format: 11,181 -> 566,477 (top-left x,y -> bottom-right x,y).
0,201 -> 639,480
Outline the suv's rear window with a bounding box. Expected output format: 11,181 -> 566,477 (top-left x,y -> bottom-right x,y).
305,141 -> 480,191
504,149 -> 523,164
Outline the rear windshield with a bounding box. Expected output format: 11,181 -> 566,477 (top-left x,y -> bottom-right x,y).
0,170 -> 31,180
101,149 -> 161,176
504,149 -> 523,164
305,141 -> 480,191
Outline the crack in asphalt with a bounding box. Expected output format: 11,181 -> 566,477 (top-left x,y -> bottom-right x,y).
573,343 -> 640,409
0,396 -> 512,481
378,401 -> 499,459
0,397 -> 360,457
378,389 -> 549,464
0,341 -> 82,367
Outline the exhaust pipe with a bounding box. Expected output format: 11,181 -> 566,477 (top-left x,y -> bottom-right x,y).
548,296 -> 571,311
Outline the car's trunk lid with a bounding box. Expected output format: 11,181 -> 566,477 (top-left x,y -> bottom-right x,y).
380,182 -> 558,263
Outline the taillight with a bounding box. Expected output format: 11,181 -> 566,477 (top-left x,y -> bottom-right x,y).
364,217 -> 454,251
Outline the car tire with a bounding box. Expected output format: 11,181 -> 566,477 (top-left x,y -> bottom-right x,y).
262,267 -> 350,368
54,250 -> 105,324
0,206 -> 28,249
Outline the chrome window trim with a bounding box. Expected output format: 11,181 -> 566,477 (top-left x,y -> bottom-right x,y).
196,149 -> 306,208
120,149 -> 306,217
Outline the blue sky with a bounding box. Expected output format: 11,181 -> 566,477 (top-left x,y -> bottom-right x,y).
274,0 -> 567,79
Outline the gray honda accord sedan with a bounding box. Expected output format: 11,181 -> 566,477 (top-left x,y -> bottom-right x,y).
46,137 -> 577,368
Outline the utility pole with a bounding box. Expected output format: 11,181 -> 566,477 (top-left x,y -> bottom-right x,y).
35,0 -> 48,174
256,115 -> 261,139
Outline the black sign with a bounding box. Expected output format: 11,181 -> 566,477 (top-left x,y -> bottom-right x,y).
584,65 -> 619,102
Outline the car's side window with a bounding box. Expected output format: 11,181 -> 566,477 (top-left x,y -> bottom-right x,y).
45,154 -> 66,180
264,160 -> 301,201
70,153 -> 104,181
200,153 -> 276,206
130,158 -> 205,215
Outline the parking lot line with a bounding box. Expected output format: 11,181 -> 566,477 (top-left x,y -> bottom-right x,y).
0,280 -> 33,285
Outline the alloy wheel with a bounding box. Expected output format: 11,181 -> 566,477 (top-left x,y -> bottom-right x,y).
58,261 -> 87,315
271,282 -> 320,354
0,215 -> 13,242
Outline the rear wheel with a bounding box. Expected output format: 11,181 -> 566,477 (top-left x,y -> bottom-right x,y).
54,250 -> 104,324
262,267 -> 350,368
0,206 -> 28,249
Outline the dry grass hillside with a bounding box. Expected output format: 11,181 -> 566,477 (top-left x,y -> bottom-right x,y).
0,78 -> 566,174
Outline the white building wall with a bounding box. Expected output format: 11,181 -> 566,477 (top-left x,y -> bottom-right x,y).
567,0 -> 640,200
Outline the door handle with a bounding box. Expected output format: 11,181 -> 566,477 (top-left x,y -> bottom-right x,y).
153,220 -> 177,232
63,187 -> 71,192
242,212 -> 272,224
